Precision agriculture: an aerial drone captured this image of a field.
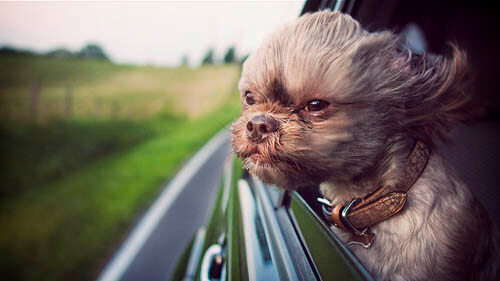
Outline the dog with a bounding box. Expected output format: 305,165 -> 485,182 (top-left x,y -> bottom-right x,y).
231,11 -> 499,281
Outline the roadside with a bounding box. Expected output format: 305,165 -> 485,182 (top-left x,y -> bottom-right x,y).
97,130 -> 231,281
0,55 -> 242,281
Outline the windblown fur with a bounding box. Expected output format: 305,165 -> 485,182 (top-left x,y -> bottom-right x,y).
231,10 -> 499,281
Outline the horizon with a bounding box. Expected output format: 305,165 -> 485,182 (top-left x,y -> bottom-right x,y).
0,1 -> 304,67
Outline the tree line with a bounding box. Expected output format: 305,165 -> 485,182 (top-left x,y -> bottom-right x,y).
182,46 -> 248,66
0,43 -> 110,61
1,43 -> 249,66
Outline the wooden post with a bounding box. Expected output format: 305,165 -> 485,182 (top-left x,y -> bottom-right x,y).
65,85 -> 73,118
29,80 -> 41,122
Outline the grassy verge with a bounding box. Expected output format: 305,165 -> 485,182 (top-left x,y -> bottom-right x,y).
0,94 -> 241,281
0,55 -> 242,281
0,119 -> 155,197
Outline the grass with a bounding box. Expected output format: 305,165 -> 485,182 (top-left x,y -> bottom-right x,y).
0,55 -> 242,281
0,119 -> 155,197
0,100 -> 240,281
0,55 -> 127,89
0,55 -> 239,122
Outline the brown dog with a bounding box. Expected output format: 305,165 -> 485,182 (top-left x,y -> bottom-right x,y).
231,11 -> 499,281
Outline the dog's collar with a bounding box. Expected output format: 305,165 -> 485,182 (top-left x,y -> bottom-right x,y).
318,140 -> 431,248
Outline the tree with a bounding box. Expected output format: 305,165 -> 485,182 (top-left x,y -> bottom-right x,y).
223,46 -> 236,64
201,48 -> 215,65
46,48 -> 74,59
0,45 -> 36,57
181,55 -> 189,66
78,43 -> 110,61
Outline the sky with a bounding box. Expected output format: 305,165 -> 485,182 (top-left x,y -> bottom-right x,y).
0,1 -> 304,66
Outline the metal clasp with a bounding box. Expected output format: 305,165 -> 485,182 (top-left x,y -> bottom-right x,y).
318,197 -> 374,248
341,198 -> 369,237
317,197 -> 334,220
342,198 -> 374,248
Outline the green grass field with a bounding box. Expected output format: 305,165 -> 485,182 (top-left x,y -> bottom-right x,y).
0,55 -> 242,281
0,56 -> 239,122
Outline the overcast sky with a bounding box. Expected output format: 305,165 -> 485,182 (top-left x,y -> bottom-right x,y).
0,1 -> 304,66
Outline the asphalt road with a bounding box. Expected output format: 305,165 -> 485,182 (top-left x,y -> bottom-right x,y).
97,130 -> 232,281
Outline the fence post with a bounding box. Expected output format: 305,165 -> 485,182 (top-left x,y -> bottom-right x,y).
29,80 -> 41,122
65,84 -> 73,118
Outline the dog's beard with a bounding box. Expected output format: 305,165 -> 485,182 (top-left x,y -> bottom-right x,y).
231,112 -> 339,189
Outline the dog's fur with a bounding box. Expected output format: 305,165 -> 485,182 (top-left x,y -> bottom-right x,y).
231,11 -> 499,281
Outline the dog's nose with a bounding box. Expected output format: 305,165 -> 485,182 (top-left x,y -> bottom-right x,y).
246,114 -> 279,141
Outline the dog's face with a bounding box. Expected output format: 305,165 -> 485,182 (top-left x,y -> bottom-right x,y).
231,11 -> 470,189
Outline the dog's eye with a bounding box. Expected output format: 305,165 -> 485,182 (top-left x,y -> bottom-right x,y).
245,91 -> 256,105
305,100 -> 329,112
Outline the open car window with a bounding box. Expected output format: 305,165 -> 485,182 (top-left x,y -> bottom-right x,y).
299,0 -> 500,232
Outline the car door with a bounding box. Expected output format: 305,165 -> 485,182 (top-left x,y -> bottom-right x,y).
172,156 -> 375,281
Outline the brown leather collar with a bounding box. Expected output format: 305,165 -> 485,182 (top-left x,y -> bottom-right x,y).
318,140 -> 431,248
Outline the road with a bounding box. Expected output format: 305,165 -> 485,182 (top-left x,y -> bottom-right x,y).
97,130 -> 232,281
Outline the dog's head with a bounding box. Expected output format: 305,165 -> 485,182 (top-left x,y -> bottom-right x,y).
231,11 -> 473,189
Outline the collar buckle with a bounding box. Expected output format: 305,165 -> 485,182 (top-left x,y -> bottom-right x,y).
318,197 -> 374,248
341,198 -> 369,236
317,197 -> 367,235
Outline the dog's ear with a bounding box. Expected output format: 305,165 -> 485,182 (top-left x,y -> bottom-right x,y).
392,43 -> 481,146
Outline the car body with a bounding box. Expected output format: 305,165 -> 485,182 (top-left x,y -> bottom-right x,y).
170,0 -> 500,280
170,156 -> 374,281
